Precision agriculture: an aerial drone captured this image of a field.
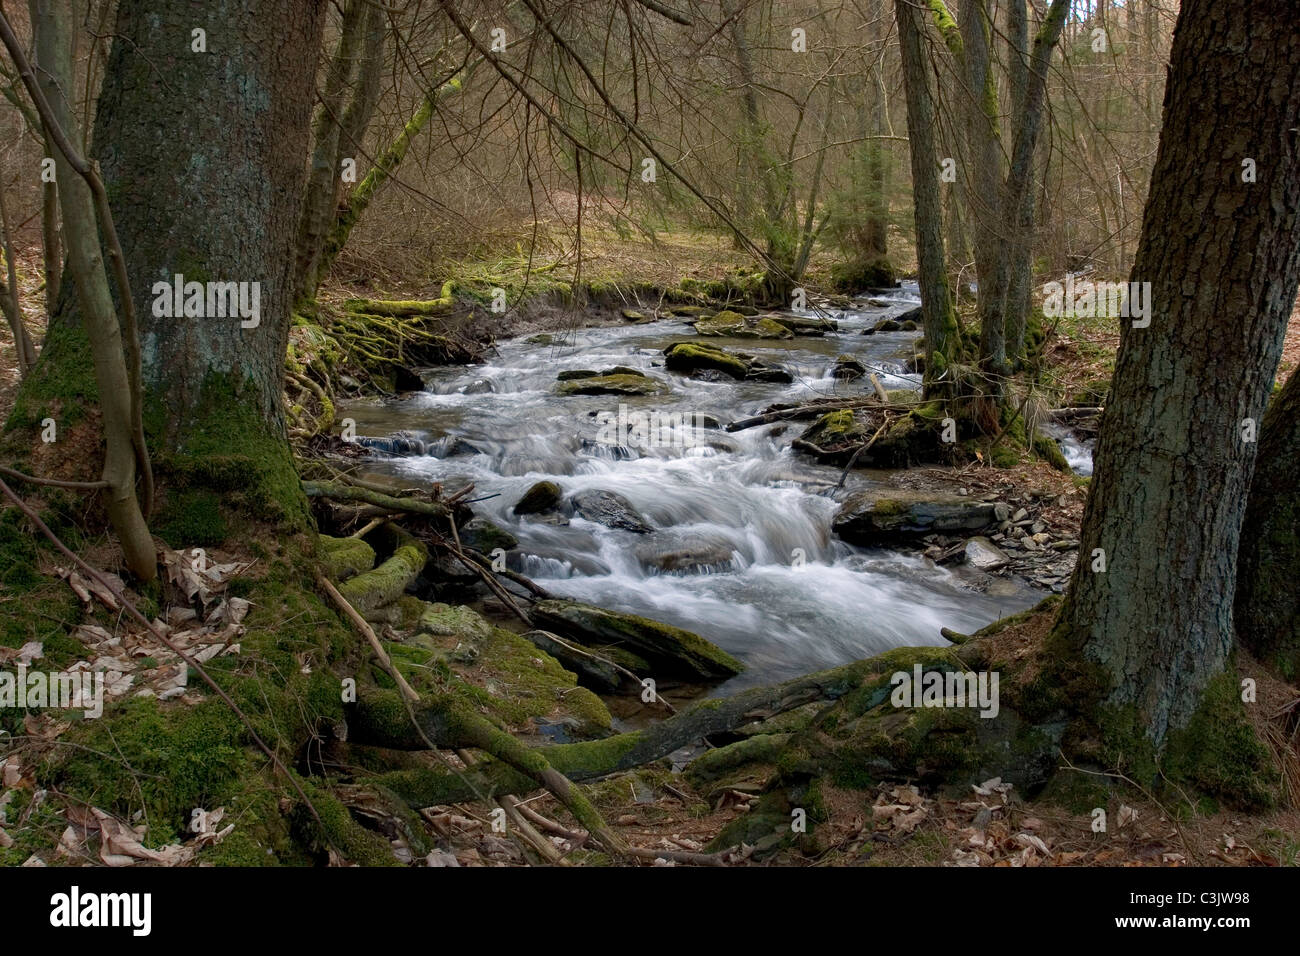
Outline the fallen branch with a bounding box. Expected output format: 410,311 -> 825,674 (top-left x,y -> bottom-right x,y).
726,396 -> 914,432
302,479 -> 450,519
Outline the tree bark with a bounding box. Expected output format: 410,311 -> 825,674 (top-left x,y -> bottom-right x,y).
22,0 -> 156,580
90,0 -> 325,463
1236,368 -> 1300,678
896,0 -> 959,393
1057,0 -> 1300,747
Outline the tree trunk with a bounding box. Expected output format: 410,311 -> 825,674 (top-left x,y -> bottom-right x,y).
88,0 -> 325,520
1236,367 -> 1300,678
1056,0 -> 1300,748
24,0 -> 156,580
896,0 -> 959,394
294,0 -> 368,305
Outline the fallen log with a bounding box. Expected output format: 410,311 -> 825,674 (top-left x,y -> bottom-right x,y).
726,396 -> 912,432
302,478 -> 450,519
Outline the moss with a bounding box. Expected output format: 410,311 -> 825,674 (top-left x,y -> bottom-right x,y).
403,603 -> 613,736
337,531 -> 426,613
1032,432 -> 1070,471
318,534 -> 376,581
663,342 -> 749,380
829,258 -> 895,293
554,373 -> 670,397
149,373 -> 309,529
4,321 -> 97,432
154,489 -> 228,547
1163,670 -> 1278,810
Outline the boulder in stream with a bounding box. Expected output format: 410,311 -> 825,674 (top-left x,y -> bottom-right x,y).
832,489 -> 1010,544
767,314 -> 838,336
555,372 -> 668,397
531,599 -> 744,680
569,489 -> 654,533
694,311 -> 793,339
663,342 -> 751,379
514,480 -> 563,515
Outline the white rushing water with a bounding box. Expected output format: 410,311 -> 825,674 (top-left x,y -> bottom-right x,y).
339,286 -> 1040,691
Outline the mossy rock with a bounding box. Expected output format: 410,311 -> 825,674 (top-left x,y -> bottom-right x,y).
402,603 -> 612,737
459,516 -> 518,553
693,311 -> 747,336
531,599 -> 743,681
555,373 -> 669,397
514,480 -> 563,515
832,489 -> 1006,544
830,257 -> 896,293
662,342 -> 750,380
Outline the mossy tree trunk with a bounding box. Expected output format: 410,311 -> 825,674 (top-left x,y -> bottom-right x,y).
294,0 -> 387,304
82,0 -> 325,520
1056,0 -> 1300,748
895,0 -> 959,395
1236,368 -> 1300,678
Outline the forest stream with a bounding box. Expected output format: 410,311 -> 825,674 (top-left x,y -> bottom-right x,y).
338,287 -> 1090,693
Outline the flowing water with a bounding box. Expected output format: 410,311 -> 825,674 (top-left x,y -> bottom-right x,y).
338,285 -> 1044,692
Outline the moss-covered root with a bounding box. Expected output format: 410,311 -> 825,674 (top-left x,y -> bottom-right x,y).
337,523 -> 427,613
431,696 -> 630,860
357,655 -> 881,809
318,533 -> 376,582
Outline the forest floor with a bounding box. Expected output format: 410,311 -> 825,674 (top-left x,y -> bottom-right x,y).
2,234 -> 1300,867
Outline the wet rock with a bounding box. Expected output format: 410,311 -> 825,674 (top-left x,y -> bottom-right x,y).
392,364 -> 425,392
964,536 -> 1011,571
865,318 -> 902,334
895,305 -> 923,325
557,368 -> 601,381
355,433 -> 432,456
831,354 -> 867,380
569,489 -> 654,533
767,314 -> 837,335
522,629 -> 625,693
524,333 -> 554,345
555,373 -> 668,397
664,342 -> 750,379
531,599 -> 744,680
690,368 -> 732,383
514,480 -> 563,515
832,489 -> 1006,544
462,379 -> 495,394
459,516 -> 518,554
635,536 -> 735,574
744,363 -> 794,384
621,308 -> 650,322
442,436 -> 484,457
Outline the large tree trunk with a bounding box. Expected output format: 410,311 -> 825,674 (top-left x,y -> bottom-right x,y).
895,0 -> 959,393
1056,0 -> 1300,748
89,0 -> 325,520
1236,366 -> 1300,678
